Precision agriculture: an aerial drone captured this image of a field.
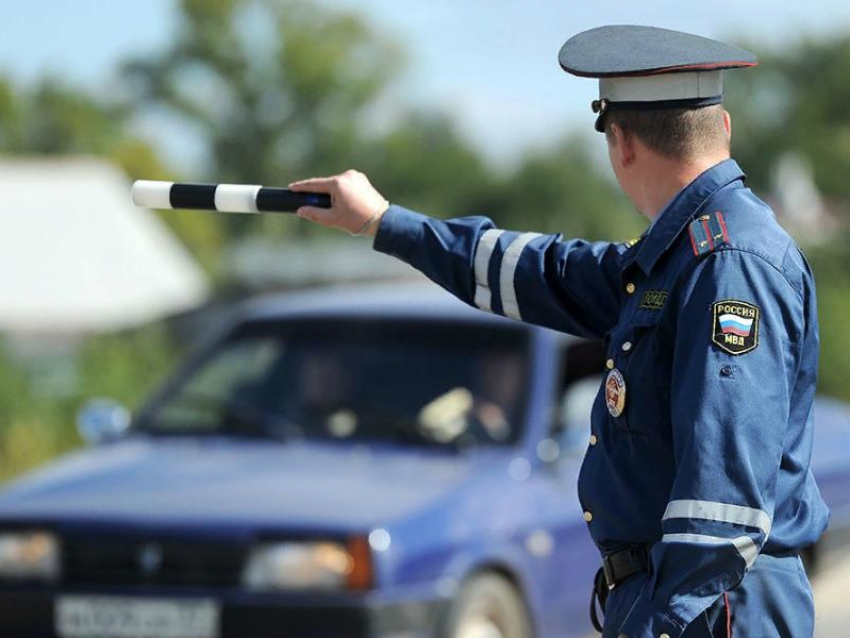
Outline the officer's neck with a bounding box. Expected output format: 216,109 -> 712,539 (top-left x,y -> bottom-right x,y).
636,151 -> 731,223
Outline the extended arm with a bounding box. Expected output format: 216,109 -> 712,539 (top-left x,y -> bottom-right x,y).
290,171 -> 624,338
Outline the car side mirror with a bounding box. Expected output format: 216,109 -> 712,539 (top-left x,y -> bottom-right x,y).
76,398 -> 131,445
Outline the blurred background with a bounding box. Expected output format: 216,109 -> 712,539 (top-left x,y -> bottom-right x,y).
0,0 -> 849,632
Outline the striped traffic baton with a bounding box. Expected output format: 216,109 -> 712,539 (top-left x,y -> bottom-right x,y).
131,180 -> 331,213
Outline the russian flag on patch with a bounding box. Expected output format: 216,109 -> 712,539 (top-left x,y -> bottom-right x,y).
718,313 -> 754,337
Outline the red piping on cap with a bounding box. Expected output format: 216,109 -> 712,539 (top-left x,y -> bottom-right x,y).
562,60 -> 758,78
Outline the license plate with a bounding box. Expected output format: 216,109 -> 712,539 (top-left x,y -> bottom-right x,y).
55,596 -> 220,638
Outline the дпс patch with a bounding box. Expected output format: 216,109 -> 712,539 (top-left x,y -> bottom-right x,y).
639,290 -> 668,311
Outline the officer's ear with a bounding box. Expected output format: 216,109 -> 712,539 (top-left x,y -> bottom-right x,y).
606,122 -> 636,170
723,108 -> 732,144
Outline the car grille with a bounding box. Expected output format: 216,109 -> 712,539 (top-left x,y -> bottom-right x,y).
62,534 -> 248,588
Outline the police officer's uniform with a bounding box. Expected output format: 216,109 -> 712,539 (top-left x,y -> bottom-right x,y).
372,26 -> 829,638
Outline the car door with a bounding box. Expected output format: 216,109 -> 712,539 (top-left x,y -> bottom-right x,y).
528,339 -> 605,638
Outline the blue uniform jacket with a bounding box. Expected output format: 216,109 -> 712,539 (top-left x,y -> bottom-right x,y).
372,159 -> 829,637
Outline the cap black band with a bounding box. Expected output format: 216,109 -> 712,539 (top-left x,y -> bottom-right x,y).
594,95 -> 723,132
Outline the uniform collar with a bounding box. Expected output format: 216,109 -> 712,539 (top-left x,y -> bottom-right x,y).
628,158 -> 745,275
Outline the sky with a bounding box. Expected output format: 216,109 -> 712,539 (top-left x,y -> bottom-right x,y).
2,0 -> 850,168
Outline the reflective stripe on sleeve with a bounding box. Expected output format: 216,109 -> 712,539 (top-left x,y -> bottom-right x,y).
661,533 -> 758,568
473,229 -> 505,312
663,500 -> 771,537
499,233 -> 542,320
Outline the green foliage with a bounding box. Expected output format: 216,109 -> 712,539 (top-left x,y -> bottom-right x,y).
123,0 -> 403,239
725,35 -> 850,400
0,346 -> 68,482
0,76 -> 132,163
356,112 -> 497,218
1,0 -> 849,486
0,326 -> 179,483
726,35 -> 850,209
356,117 -> 638,240
494,139 -> 642,240
806,239 -> 850,402
0,74 -> 226,275
77,325 -> 179,409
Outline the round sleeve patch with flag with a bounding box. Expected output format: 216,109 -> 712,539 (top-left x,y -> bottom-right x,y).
712,300 -> 760,355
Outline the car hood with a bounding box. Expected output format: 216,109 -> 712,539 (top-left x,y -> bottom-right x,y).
0,436 -> 497,534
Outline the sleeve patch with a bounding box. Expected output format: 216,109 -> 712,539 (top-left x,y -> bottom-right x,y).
712,300 -> 760,355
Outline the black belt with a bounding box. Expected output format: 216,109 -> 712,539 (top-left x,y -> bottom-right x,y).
603,544 -> 649,589
590,545 -> 650,633
588,544 -> 802,632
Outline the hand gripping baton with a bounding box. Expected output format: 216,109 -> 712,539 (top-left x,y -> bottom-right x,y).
131,180 -> 332,213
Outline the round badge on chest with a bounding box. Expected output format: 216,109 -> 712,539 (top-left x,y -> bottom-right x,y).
605,368 -> 627,417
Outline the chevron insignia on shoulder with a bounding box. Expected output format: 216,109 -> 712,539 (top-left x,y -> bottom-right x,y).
689,211 -> 730,256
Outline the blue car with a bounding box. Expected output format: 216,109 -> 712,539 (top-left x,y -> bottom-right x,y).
0,284 -> 845,638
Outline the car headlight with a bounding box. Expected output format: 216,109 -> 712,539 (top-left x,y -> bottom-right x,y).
0,531 -> 60,581
241,538 -> 372,591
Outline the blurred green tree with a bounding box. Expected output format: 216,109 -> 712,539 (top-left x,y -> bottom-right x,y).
123,0 -> 404,238
494,139 -> 641,240
0,345 -> 68,481
0,1 -> 682,484
0,77 -> 205,481
805,239 -> 850,402
0,75 -> 226,273
0,326 -> 179,483
119,0 -> 631,243
726,34 -> 850,209
77,325 -> 179,410
0,77 -> 142,172
355,117 -> 637,240
355,112 -> 497,219
725,35 -> 850,401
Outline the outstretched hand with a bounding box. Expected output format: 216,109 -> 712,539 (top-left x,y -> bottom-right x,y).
289,170 -> 390,236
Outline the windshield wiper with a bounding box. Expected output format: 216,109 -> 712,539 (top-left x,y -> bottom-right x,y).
142,391 -> 291,440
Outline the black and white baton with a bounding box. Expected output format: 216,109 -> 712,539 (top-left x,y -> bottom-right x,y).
130,180 -> 332,213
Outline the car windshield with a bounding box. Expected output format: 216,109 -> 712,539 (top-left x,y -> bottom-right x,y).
135,318 -> 530,448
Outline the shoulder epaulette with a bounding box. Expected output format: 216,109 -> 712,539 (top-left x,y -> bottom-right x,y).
688,211 -> 730,257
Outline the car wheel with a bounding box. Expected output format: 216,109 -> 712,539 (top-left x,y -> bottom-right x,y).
442,572 -> 533,638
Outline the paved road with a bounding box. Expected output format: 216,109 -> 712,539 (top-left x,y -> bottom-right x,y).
814,553 -> 850,636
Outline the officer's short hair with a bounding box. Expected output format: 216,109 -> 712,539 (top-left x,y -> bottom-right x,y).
604,104 -> 728,160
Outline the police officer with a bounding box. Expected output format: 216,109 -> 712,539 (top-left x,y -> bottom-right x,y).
291,25 -> 828,638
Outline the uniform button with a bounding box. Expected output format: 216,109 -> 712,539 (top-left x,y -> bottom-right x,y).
621,341 -> 633,352
583,511 -> 593,522
589,434 -> 598,446
660,634 -> 671,638
606,358 -> 615,369
625,282 -> 636,294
